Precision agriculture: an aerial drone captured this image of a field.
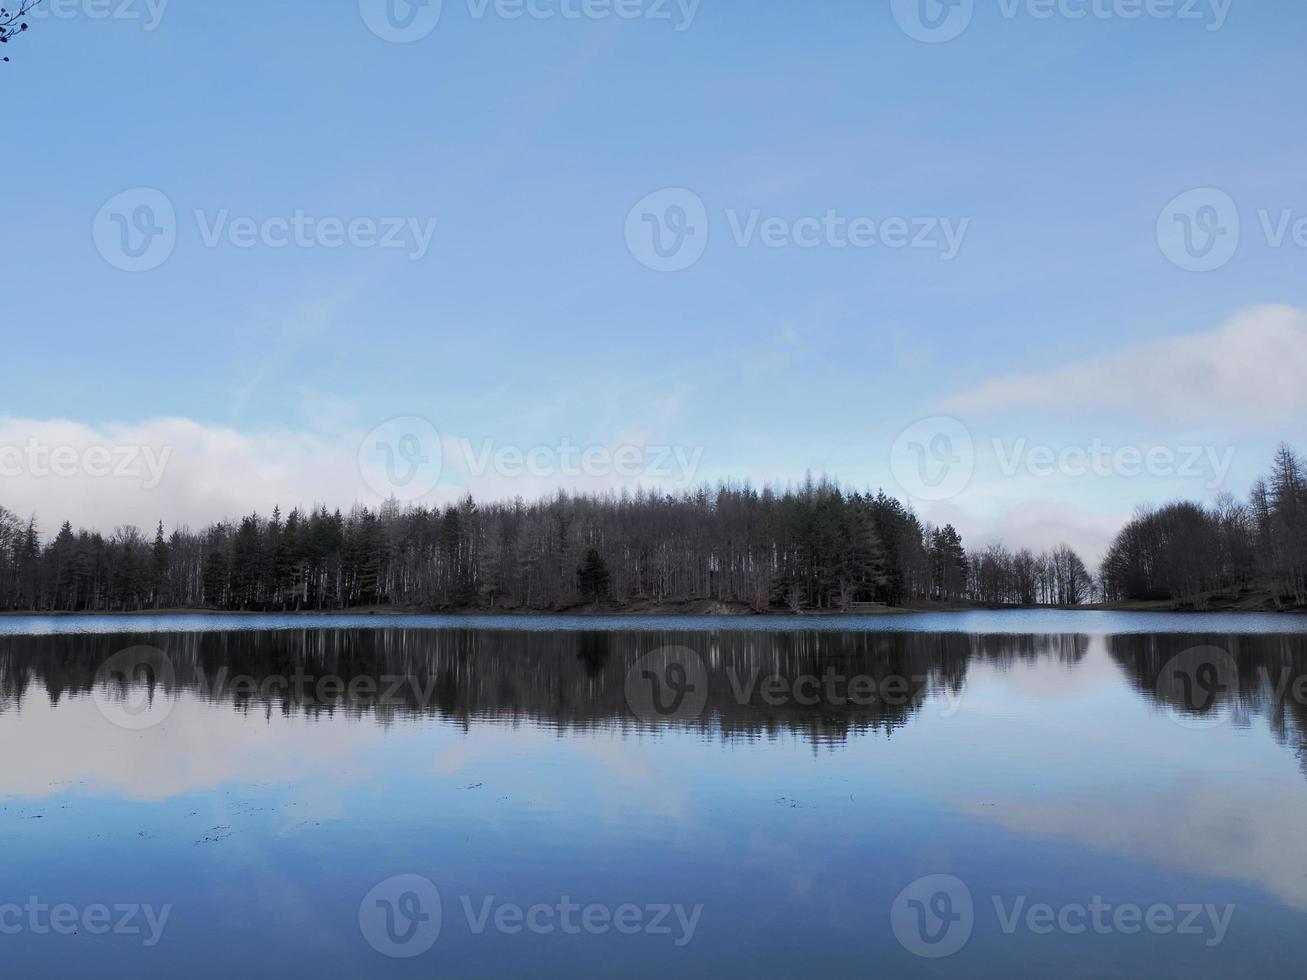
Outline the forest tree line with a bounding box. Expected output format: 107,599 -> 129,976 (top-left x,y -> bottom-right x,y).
0,477 -> 1095,613
1100,443 -> 1307,607
1,442 -> 1300,614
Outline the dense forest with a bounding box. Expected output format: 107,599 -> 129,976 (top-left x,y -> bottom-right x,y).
0,477 -> 1093,613
1100,443 -> 1307,608
0,443 -> 1300,614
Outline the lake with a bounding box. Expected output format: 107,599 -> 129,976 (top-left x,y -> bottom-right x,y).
2,611 -> 1306,978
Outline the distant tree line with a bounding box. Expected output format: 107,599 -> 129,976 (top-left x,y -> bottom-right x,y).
1100,443 -> 1307,608
967,542 -> 1096,606
23,441 -> 1302,615
0,476 -> 1099,614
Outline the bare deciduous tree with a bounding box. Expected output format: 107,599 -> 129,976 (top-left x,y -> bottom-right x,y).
1,1 -> 41,62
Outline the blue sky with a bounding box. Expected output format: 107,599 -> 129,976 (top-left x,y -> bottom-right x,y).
3,0 -> 1306,558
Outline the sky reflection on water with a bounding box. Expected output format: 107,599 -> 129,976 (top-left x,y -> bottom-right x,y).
2,618 -> 1307,978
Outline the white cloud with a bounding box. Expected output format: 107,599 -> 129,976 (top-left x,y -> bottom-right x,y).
915,498 -> 1126,567
0,691 -> 390,803
974,501 -> 1128,566
968,779 -> 1307,912
0,417 -> 361,533
944,304 -> 1307,423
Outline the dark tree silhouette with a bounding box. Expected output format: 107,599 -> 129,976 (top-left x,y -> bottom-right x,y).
0,481 -> 979,613
577,548 -> 611,603
1,1 -> 41,62
1100,443 -> 1307,608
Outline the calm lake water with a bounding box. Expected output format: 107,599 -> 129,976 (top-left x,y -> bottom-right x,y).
3,611 -> 1307,978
